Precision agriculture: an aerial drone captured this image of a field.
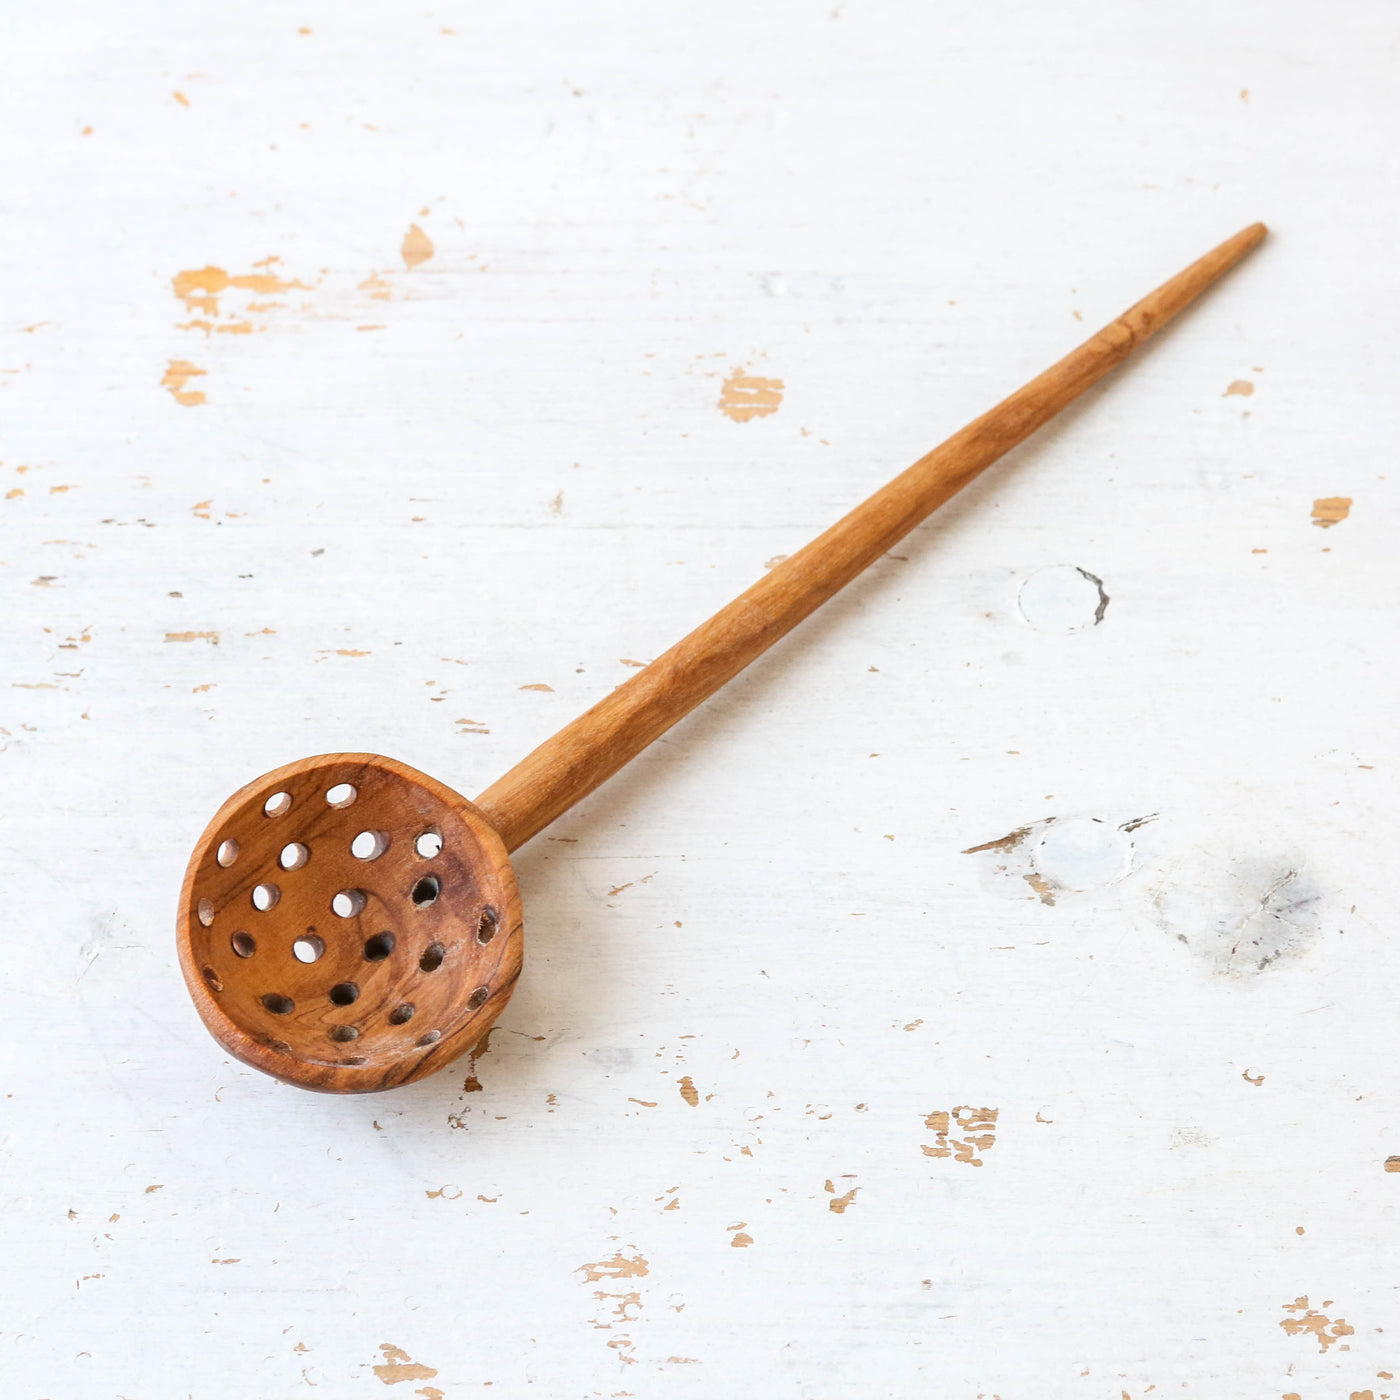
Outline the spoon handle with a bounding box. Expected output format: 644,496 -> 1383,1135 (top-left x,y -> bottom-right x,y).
475,223 -> 1267,853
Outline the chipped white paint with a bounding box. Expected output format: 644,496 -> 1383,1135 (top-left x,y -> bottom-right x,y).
0,3 -> 1396,1397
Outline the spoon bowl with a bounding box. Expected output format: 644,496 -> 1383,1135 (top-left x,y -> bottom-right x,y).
177,753 -> 521,1093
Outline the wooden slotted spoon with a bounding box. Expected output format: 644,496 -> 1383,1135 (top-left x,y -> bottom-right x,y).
178,223 -> 1266,1093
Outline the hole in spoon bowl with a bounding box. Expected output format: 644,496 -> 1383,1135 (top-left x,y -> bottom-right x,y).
332,889 -> 366,918
216,839 -> 240,868
419,942 -> 445,973
351,830 -> 389,860
197,898 -> 214,928
326,783 -> 357,809
264,791 -> 292,817
388,1003 -> 415,1025
292,934 -> 324,964
329,1025 -> 359,1043
414,830 -> 442,859
328,982 -> 359,1007
231,930 -> 256,958
363,931 -> 395,961
279,842 -> 310,871
410,875 -> 440,907
252,883 -> 280,912
262,992 -> 294,1015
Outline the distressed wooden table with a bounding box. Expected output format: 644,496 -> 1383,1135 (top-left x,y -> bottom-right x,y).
2,4 -> 1395,1397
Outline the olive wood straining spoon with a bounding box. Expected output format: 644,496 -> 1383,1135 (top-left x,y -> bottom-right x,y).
178,223 -> 1267,1093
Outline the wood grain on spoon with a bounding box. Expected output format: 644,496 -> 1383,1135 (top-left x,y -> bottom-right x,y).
475,223 -> 1267,852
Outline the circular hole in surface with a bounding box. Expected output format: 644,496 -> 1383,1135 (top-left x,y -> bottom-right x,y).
265,1037 -> 291,1054
328,981 -> 359,1007
262,992 -> 294,1015
326,783 -> 357,809
388,1003 -> 415,1025
410,875 -> 441,907
419,942 -> 445,973
416,1030 -> 441,1047
231,930 -> 256,958
332,889 -> 367,918
197,898 -> 215,928
252,883 -> 281,912
414,829 -> 443,859
292,934 -> 325,964
279,842 -> 310,871
202,966 -> 223,992
351,830 -> 389,860
329,1025 -> 359,1042
264,791 -> 292,817
216,838 -> 240,868
476,908 -> 498,945
363,931 -> 396,961
468,985 -> 490,1011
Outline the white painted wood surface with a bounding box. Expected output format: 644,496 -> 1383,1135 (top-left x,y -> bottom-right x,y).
2,3 -> 1395,1395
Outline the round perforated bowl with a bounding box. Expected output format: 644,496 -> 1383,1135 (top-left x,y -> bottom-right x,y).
177,753 -> 522,1093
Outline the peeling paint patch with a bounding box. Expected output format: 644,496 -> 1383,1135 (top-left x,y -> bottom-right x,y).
578,1251 -> 649,1282
962,825 -> 1036,855
373,1343 -> 438,1384
678,1075 -> 699,1107
1224,379 -> 1254,397
922,1107 -> 998,1166
825,1179 -> 859,1212
165,630 -> 219,644
1385,1156 -> 1400,1172
1312,496 -> 1352,528
718,370 -> 784,422
1280,1296 -> 1355,1352
162,359 -> 206,406
402,224 -> 435,269
172,263 -> 307,316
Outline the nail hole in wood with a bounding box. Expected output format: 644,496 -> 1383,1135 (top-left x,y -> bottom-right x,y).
388,1003 -> 415,1025
328,982 -> 359,1007
419,942 -> 445,972
410,875 -> 440,907
262,992 -> 294,1015
329,1025 -> 359,1042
